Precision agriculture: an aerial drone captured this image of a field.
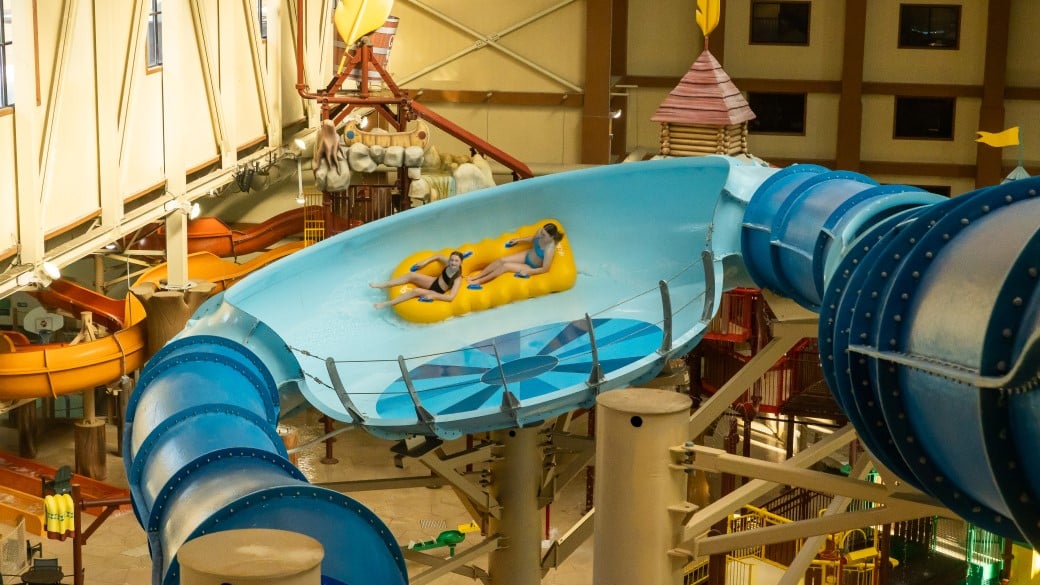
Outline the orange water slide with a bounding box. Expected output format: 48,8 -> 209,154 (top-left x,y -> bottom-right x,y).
0,242 -> 305,400
0,280 -> 147,400
125,207 -> 314,257
132,241 -> 305,291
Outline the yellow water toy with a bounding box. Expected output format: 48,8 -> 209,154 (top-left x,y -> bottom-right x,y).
386,219 -> 577,323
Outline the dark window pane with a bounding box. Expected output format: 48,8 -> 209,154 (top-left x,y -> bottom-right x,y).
751,1 -> 810,45
260,1 -> 268,38
748,92 -> 806,134
894,97 -> 955,139
911,184 -> 952,197
899,5 -> 960,49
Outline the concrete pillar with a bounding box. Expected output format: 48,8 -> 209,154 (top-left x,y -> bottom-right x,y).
179,529 -> 323,585
487,427 -> 543,585
594,388 -> 692,585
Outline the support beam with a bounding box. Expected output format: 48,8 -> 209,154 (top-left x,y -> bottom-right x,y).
408,535 -> 499,585
189,0 -> 231,162
93,1 -> 123,230
686,445 -> 939,508
778,457 -> 873,585
835,0 -> 866,171
38,0 -> 78,210
418,448 -> 501,519
488,427 -> 543,585
162,1 -> 189,288
689,333 -> 805,439
695,503 -> 948,557
581,0 -> 612,164
12,0 -> 43,267
594,389 -> 692,585
974,0 -> 1011,187
681,424 -> 856,545
540,509 -> 594,573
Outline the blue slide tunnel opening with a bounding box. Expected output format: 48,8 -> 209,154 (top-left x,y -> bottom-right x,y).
744,170 -> 1040,548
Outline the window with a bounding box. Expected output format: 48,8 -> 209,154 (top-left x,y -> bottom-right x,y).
259,0 -> 267,39
899,5 -> 960,49
894,97 -> 955,140
1,0 -> 12,107
747,92 -> 806,135
147,0 -> 162,68
910,184 -> 952,197
750,1 -> 810,45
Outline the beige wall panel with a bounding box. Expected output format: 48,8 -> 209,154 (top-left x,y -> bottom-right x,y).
414,102 -> 582,167
223,3 -> 266,147
723,0 -> 844,80
1007,1 -> 1040,87
278,8 -> 306,124
423,104 -> 489,160
1004,99 -> 1040,165
863,1 -> 986,85
860,95 -> 980,164
628,0 -> 700,76
624,87 -> 672,152
176,1 -> 219,169
41,2 -> 101,233
121,73 -> 165,197
0,117 -> 16,252
390,0 -> 582,91
486,106 -> 576,165
748,93 -> 839,162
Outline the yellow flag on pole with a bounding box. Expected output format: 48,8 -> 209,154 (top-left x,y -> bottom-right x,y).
696,0 -> 721,37
975,126 -> 1020,147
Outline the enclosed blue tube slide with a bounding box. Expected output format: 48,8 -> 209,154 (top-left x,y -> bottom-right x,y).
124,156 -> 1040,584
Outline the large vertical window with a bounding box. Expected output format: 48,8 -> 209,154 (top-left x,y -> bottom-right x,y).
894,97 -> 955,140
1,0 -> 12,107
899,4 -> 960,49
750,1 -> 810,45
147,0 -> 162,68
747,92 -> 807,135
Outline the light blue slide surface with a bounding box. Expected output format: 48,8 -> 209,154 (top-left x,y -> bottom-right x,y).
124,155 -> 1040,584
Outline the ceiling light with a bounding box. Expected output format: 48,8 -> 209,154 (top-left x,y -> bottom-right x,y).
164,198 -> 201,220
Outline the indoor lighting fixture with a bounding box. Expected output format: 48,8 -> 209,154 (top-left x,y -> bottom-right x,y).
610,108 -> 623,119
163,199 -> 201,220
16,261 -> 61,288
294,138 -> 307,205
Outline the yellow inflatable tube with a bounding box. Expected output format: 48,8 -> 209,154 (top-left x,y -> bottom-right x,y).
389,219 -> 577,323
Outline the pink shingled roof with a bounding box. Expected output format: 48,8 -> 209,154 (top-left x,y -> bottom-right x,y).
651,49 -> 755,125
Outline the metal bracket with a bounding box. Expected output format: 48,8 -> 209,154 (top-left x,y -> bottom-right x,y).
325,357 -> 365,424
658,280 -> 673,355
397,355 -> 437,434
584,313 -> 604,387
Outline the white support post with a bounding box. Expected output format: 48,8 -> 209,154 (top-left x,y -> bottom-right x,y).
94,1 -> 123,229
163,0 -> 189,288
12,0 -> 42,271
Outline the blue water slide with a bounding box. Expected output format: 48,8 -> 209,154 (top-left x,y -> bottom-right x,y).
124,156 -> 1040,583
743,167 -> 1040,546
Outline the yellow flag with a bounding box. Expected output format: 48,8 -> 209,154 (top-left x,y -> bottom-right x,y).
975,126 -> 1020,148
696,0 -> 721,37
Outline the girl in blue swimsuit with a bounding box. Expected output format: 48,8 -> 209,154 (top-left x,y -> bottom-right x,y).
467,223 -> 565,286
371,251 -> 465,309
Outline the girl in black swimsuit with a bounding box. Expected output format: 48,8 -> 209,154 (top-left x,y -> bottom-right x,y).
371,251 -> 465,309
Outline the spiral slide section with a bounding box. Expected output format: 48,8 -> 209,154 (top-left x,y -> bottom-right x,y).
122,335 -> 407,585
741,165 -> 1040,548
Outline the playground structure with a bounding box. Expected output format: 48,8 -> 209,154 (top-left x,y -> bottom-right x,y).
121,155 -> 1039,584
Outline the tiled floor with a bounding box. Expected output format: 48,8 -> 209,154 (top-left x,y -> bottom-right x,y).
0,407 -> 596,584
